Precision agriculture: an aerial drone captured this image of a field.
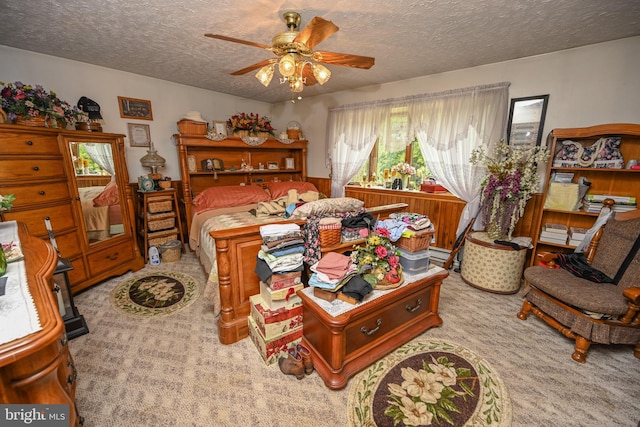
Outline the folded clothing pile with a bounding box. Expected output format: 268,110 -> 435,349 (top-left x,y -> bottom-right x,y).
308,252 -> 372,302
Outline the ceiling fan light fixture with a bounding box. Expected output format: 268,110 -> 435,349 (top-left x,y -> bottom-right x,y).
255,64 -> 275,87
278,53 -> 297,77
312,63 -> 331,85
290,76 -> 304,93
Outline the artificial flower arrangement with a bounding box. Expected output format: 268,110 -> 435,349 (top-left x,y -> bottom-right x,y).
0,81 -> 87,127
470,140 -> 549,240
226,112 -> 275,136
1,194 -> 15,212
391,162 -> 416,176
351,226 -> 403,288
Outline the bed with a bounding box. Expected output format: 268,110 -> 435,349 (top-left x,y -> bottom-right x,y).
78,182 -> 123,242
174,134 -> 406,344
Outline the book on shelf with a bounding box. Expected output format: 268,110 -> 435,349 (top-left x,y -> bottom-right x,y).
583,201 -> 637,213
543,223 -> 568,235
585,194 -> 636,204
539,230 -> 568,244
569,226 -> 588,240
568,238 -> 583,247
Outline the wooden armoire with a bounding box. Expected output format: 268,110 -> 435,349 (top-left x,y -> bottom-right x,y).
0,123 -> 144,293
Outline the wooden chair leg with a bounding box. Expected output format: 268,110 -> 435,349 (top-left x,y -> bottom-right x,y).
635,343 -> 640,360
571,335 -> 591,363
517,300 -> 532,320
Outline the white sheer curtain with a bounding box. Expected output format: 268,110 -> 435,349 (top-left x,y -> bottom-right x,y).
411,83 -> 510,235
84,143 -> 115,177
327,103 -> 392,197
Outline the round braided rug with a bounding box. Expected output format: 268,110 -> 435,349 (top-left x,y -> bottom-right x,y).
109,271 -> 200,318
348,339 -> 512,427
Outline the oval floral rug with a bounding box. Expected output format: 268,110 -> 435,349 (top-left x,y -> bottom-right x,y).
109,272 -> 200,318
348,339 -> 512,427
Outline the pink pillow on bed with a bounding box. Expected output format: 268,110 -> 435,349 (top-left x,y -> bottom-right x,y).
193,185 -> 270,213
266,181 -> 319,199
93,181 -> 119,207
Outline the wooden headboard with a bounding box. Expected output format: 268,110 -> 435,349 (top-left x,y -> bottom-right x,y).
173,133 -> 308,231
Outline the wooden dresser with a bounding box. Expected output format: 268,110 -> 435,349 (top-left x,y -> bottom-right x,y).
0,123 -> 144,293
0,222 -> 82,426
298,267 -> 449,389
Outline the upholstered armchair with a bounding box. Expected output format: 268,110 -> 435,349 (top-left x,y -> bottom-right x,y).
518,209 -> 640,363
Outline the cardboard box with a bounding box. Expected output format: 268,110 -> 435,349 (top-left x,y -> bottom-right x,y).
250,294 -> 303,340
259,281 -> 303,310
266,271 -> 302,290
247,316 -> 302,365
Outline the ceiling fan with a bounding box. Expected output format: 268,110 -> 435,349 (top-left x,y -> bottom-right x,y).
205,11 -> 375,93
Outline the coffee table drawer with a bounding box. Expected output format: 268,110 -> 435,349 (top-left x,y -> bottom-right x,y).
345,286 -> 432,355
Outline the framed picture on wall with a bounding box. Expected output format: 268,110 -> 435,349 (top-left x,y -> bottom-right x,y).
127,123 -> 151,147
118,96 -> 153,120
506,94 -> 549,148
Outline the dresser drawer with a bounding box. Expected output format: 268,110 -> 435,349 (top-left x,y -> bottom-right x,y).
67,256 -> 89,291
3,203 -> 76,236
0,132 -> 60,155
87,241 -> 135,276
0,158 -> 66,180
51,230 -> 84,259
344,286 -> 433,356
1,181 -> 70,207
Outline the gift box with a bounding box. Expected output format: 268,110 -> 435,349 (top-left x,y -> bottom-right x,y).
259,281 -> 303,310
421,181 -> 447,193
250,294 -> 303,340
266,271 -> 302,290
248,315 -> 303,365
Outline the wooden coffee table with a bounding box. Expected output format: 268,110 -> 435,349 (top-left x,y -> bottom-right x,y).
298,267 -> 448,389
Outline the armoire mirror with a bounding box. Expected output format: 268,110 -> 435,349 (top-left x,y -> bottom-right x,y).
68,140 -> 124,245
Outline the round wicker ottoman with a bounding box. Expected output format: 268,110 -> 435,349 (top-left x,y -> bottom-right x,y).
460,231 -> 528,294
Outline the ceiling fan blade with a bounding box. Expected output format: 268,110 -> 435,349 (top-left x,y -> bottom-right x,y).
301,65 -> 318,86
230,59 -> 276,76
205,33 -> 271,50
294,17 -> 339,49
314,51 -> 375,69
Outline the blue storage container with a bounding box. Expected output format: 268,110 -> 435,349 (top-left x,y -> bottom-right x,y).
398,248 -> 430,273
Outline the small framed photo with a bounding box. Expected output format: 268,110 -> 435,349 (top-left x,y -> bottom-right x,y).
267,161 -> 279,170
118,96 -> 153,120
285,158 -> 295,170
187,155 -> 197,172
127,123 -> 151,147
213,120 -> 227,137
201,158 -> 224,171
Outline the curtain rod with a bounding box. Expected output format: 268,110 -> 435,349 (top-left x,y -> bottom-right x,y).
328,82 -> 511,112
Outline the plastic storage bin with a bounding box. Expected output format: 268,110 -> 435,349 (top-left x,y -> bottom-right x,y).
398,248 -> 430,273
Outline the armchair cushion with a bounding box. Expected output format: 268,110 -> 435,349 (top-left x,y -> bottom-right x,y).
590,215 -> 640,290
524,267 -> 629,316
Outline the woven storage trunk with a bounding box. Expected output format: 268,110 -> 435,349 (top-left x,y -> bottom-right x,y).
319,217 -> 342,247
396,229 -> 434,252
148,198 -> 172,213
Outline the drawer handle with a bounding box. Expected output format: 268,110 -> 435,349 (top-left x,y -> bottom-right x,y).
26,140 -> 33,145
405,298 -> 423,313
361,318 -> 382,336
33,166 -> 39,171
53,284 -> 61,293
39,190 -> 45,195
106,251 -> 120,261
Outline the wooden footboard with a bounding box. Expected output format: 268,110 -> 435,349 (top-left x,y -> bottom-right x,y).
209,203 -> 408,344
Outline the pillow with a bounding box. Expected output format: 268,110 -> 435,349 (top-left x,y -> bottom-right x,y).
291,197 -> 364,218
193,185 -> 270,213
265,181 -> 319,199
92,181 -> 119,207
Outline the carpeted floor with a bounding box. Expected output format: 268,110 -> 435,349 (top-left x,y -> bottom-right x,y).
69,253 -> 640,426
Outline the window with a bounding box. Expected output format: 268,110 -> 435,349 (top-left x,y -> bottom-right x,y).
355,107 -> 429,186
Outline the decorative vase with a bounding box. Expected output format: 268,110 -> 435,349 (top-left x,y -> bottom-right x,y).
14,116 -> 47,127
0,245 -> 6,276
401,174 -> 410,190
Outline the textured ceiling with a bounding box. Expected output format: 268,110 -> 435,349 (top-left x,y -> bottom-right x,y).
1,0 -> 639,104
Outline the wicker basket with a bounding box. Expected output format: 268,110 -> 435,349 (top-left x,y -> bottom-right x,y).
395,230 -> 434,252
148,229 -> 178,247
319,217 -> 342,248
148,217 -> 175,231
159,240 -> 182,263
177,120 -> 207,135
148,199 -> 172,213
